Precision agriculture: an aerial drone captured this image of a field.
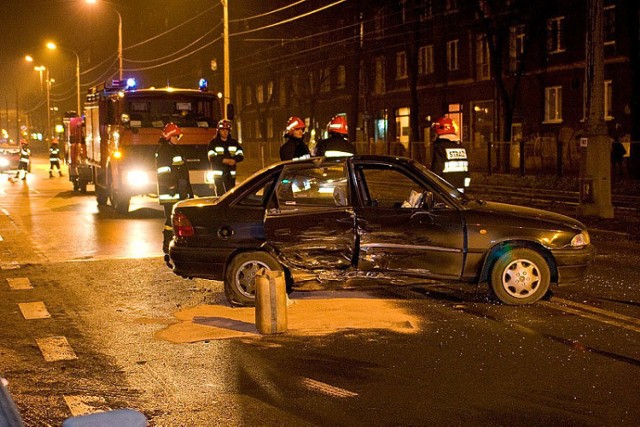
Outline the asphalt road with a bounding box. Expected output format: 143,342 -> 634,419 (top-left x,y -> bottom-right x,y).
1,156 -> 639,426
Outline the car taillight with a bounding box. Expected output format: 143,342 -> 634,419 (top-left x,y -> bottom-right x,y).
173,212 -> 194,237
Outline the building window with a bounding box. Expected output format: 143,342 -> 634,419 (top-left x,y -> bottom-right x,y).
605,80 -> 613,120
255,120 -> 262,139
396,51 -> 407,80
267,117 -> 274,139
418,45 -> 434,75
604,5 -> 615,46
320,67 -> 331,92
256,84 -> 264,103
476,35 -> 490,80
336,65 -> 346,89
245,86 -> 252,105
420,0 -> 433,21
236,85 -> 242,109
374,56 -> 386,94
447,39 -> 459,71
547,16 -> 565,54
509,25 -> 525,73
267,81 -> 274,100
445,0 -> 459,14
374,10 -> 385,38
544,86 -> 563,123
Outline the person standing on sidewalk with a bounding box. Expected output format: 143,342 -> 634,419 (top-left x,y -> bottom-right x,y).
207,119 -> 244,196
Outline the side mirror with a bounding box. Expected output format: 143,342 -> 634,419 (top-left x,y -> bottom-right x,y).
421,191 -> 434,210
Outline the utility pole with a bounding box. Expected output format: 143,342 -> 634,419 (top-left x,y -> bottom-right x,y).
222,0 -> 230,119
578,0 -> 613,218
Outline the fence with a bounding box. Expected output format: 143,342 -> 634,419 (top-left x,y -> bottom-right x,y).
237,138 -> 637,179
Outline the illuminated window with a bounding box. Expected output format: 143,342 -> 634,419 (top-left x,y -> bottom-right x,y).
509,25 -> 525,73
547,16 -> 565,54
544,86 -> 563,123
396,51 -> 407,80
418,45 -> 434,75
476,35 -> 490,80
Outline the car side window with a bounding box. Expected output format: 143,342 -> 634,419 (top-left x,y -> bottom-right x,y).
358,166 -> 449,209
236,173 -> 278,207
276,164 -> 349,208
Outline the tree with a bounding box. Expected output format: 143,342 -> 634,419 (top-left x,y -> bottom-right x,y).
624,0 -> 640,178
474,0 -> 549,171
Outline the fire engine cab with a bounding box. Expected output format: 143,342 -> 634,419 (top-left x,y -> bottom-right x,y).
82,79 -> 222,213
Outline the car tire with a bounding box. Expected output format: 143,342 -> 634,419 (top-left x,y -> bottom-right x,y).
489,247 -> 550,305
225,251 -> 283,307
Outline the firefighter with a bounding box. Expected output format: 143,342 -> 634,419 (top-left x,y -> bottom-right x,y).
155,123 -> 193,258
207,119 -> 243,195
49,138 -> 63,178
315,115 -> 356,157
280,116 -> 310,161
430,116 -> 470,192
12,139 -> 30,181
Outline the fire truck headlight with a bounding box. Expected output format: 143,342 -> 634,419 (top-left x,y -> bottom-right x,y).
126,170 -> 149,188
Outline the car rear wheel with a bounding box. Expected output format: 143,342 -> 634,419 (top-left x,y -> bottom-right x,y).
489,248 -> 550,305
225,251 -> 283,307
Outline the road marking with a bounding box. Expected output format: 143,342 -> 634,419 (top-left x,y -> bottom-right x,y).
36,336 -> 78,362
6,277 -> 32,290
18,302 -> 51,319
63,395 -> 107,417
0,235 -> 3,241
0,262 -> 20,270
552,297 -> 640,326
542,301 -> 640,334
301,378 -> 358,398
1,208 -> 9,216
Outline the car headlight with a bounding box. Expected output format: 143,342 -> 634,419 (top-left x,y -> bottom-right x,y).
570,230 -> 590,247
126,170 -> 149,187
0,157 -> 9,167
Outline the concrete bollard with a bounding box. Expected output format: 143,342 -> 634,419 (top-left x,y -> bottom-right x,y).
255,269 -> 288,335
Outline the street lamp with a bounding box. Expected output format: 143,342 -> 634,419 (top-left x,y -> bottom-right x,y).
46,42 -> 81,116
85,0 -> 123,80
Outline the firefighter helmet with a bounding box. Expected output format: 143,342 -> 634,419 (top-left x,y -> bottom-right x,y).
327,115 -> 348,135
285,116 -> 305,135
51,137 -> 59,144
162,123 -> 183,140
432,116 -> 457,136
19,139 -> 28,145
217,119 -> 232,130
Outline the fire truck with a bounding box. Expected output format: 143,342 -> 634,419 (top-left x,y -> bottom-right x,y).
82,79 -> 222,213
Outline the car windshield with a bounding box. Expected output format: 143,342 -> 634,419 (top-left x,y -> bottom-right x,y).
411,160 -> 472,204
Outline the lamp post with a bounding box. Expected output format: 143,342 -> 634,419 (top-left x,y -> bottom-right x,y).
85,0 -> 123,80
222,0 -> 230,119
46,42 -> 81,116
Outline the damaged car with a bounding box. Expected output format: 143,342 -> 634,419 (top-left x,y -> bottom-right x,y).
168,155 -> 595,306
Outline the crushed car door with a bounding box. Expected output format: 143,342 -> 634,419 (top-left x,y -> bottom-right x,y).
353,161 -> 465,279
264,161 -> 357,271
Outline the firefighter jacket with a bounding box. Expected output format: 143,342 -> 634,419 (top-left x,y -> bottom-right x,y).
280,135 -> 310,161
430,135 -> 469,191
207,136 -> 244,179
49,145 -> 61,163
315,133 -> 356,157
19,146 -> 31,166
155,138 -> 193,205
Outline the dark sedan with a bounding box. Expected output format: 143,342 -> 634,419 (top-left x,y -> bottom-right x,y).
168,155 -> 595,306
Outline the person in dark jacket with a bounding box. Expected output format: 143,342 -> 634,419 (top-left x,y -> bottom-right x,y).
49,138 -> 63,178
155,123 -> 193,257
207,119 -> 244,195
280,116 -> 311,161
430,116 -> 469,192
315,115 -> 356,157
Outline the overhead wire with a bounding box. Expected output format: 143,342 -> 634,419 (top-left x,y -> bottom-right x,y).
228,0 -> 308,22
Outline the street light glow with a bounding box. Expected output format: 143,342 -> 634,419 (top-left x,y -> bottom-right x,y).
25,55 -> 33,62
46,42 -> 57,50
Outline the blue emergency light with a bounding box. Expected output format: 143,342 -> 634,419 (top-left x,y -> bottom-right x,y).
126,78 -> 137,89
199,78 -> 208,91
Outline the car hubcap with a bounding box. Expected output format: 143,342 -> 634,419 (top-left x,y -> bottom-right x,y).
502,258 -> 540,298
235,261 -> 271,298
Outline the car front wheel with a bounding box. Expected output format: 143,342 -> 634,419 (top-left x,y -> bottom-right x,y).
225,251 -> 283,307
489,248 -> 550,305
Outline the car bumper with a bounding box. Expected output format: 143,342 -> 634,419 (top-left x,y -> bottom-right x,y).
168,245 -> 230,281
551,244 -> 596,283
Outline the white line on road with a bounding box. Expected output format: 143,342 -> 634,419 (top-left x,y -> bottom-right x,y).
551,297 -> 640,326
0,235 -> 3,241
6,277 -> 32,290
36,336 -> 78,362
18,301 -> 51,319
1,208 -> 8,216
542,301 -> 640,334
301,378 -> 358,398
63,395 -> 108,417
